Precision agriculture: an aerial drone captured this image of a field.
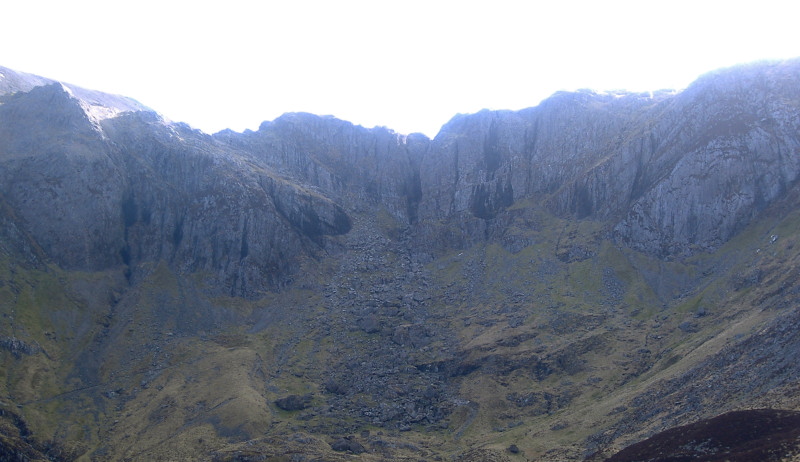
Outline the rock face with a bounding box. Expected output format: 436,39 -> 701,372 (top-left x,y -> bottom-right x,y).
2,59 -> 800,461
613,61 -> 800,256
0,83 -> 352,295
0,83 -> 127,270
2,60 -> 800,291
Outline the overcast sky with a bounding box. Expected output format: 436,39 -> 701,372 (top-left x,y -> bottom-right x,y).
2,0 -> 798,137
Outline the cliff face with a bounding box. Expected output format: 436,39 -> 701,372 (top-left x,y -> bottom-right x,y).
2,60 -> 799,290
2,59 -> 800,461
226,59 -> 800,262
0,83 -> 354,296
415,60 -> 800,257
613,61 -> 800,255
0,83 -> 126,270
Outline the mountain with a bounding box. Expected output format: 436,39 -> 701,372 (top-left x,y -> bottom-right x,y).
0,59 -> 799,461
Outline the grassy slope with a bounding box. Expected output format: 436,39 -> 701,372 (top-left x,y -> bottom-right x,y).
2,191 -> 800,461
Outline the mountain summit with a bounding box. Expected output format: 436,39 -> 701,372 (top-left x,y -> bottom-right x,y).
1,59 -> 800,461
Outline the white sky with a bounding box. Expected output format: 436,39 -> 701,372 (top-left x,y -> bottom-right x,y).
2,0 -> 798,137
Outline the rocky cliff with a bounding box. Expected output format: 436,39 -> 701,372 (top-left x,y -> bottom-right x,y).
1,59 -> 800,461
3,61 -> 799,292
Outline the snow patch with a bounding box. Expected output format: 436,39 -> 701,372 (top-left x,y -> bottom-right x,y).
58,83 -> 75,97
60,83 -> 154,132
81,101 -> 123,123
60,90 -> 122,136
